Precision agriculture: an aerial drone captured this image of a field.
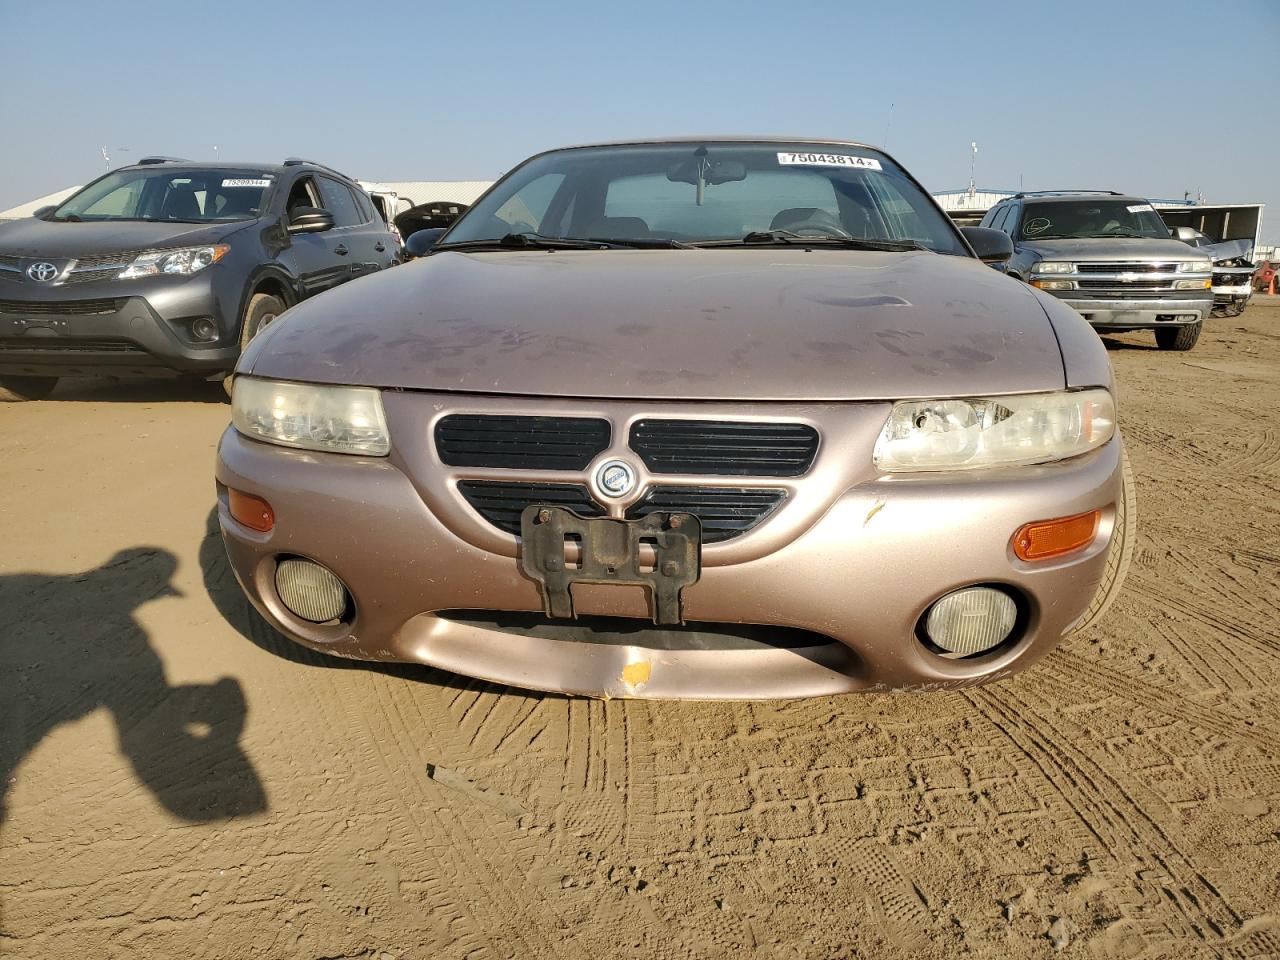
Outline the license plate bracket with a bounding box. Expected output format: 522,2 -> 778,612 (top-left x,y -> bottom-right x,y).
519,506 -> 701,625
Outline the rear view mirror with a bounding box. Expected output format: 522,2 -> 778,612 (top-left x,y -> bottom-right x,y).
666,158 -> 747,187
287,206 -> 334,234
404,227 -> 446,259
960,226 -> 1014,264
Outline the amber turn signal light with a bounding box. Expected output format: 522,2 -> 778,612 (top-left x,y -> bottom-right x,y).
1012,509 -> 1100,561
228,487 -> 275,532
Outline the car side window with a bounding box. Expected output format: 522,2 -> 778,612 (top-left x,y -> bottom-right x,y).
986,205 -> 1006,232
317,177 -> 362,228
286,176 -> 321,218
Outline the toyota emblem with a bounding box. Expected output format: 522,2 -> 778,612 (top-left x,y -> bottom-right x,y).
595,459 -> 637,498
27,262 -> 59,282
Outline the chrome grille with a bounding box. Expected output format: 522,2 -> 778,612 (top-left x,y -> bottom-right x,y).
1075,262 -> 1179,274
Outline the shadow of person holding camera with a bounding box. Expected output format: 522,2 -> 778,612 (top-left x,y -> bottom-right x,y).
0,547 -> 265,824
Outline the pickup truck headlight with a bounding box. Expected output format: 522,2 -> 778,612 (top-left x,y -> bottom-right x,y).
1173,278 -> 1212,290
1031,261 -> 1074,274
873,389 -> 1114,472
232,377 -> 390,456
1176,260 -> 1212,273
118,244 -> 230,278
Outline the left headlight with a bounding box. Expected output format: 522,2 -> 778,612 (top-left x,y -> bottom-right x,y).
873,389 -> 1114,472
118,244 -> 230,278
1176,260 -> 1212,273
232,377 -> 391,456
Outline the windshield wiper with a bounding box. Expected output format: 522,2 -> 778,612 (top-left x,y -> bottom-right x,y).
585,236 -> 694,249
697,230 -> 928,251
438,232 -> 625,251
1093,232 -> 1150,239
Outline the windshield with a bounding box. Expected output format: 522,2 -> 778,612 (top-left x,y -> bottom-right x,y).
1017,200 -> 1170,240
52,168 -> 274,222
440,142 -> 967,254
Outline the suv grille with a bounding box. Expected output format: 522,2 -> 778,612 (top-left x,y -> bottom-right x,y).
457,481 -> 604,534
1075,262 -> 1179,274
437,415 -> 611,469
0,298 -> 122,316
629,420 -> 818,476
626,486 -> 787,543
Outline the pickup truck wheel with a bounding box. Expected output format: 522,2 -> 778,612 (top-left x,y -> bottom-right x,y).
1154,321 -> 1202,351
1071,449 -> 1136,636
0,374 -> 58,402
222,293 -> 287,398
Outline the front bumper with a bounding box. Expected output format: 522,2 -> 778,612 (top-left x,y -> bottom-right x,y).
0,272 -> 238,377
1055,295 -> 1213,329
215,413 -> 1125,699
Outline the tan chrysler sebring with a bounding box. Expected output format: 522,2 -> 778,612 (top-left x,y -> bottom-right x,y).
216,138 -> 1134,699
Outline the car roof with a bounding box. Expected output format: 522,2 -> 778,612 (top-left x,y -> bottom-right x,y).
1011,193 -> 1144,204
553,135 -> 883,152
115,159 -> 355,181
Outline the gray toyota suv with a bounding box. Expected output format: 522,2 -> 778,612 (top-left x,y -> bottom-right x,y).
0,157 -> 397,400
981,191 -> 1213,351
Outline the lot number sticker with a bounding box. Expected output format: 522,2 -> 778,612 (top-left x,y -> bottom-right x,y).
1126,203 -> 1154,213
777,152 -> 882,171
223,178 -> 272,188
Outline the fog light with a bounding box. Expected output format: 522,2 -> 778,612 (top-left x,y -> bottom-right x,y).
275,558 -> 349,623
924,587 -> 1017,657
191,317 -> 218,341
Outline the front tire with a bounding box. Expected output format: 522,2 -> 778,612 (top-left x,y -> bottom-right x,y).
0,374 -> 58,402
1154,321 -> 1202,351
1072,450 -> 1136,635
223,292 -> 287,398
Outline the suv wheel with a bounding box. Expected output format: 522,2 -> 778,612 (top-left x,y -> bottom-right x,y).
223,293 -> 287,397
1071,449 -> 1137,635
0,374 -> 58,402
1154,321 -> 1202,351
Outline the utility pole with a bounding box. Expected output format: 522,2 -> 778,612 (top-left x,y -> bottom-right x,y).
967,142 -> 978,198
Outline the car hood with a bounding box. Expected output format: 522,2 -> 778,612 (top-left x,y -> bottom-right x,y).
243,248 -> 1066,401
1022,237 -> 1205,262
0,216 -> 255,258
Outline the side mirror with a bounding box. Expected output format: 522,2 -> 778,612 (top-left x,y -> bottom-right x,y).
404,227 -> 446,259
961,226 -> 1014,264
32,205 -> 55,219
1170,225 -> 1199,244
287,206 -> 334,234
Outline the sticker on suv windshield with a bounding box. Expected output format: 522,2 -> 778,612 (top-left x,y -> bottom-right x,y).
1126,203 -> 1154,213
223,178 -> 272,188
777,152 -> 882,171
1023,218 -> 1051,236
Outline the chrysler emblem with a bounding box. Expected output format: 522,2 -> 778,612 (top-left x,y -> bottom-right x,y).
27,262 -> 59,282
595,459 -> 637,498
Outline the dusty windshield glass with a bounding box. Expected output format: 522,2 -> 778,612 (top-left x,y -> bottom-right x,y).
441,143 -> 967,254
1018,200 -> 1169,240
52,169 -> 274,222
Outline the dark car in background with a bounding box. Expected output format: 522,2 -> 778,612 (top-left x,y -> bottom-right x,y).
0,157 -> 397,400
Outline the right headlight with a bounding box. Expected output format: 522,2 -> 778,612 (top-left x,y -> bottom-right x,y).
873,389 -> 1114,472
1177,260 -> 1212,273
1031,261 -> 1075,274
232,377 -> 390,456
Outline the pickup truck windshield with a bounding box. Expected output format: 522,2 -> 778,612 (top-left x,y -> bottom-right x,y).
441,142 -> 967,255
1018,200 -> 1170,241
51,169 -> 274,223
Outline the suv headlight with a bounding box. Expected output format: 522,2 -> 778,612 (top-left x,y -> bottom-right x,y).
1031,261 -> 1074,274
118,244 -> 230,278
873,389 -> 1114,472
232,377 -> 390,456
1176,260 -> 1212,273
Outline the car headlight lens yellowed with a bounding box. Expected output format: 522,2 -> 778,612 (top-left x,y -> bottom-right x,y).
1173,278 -> 1212,290
1176,260 -> 1212,273
873,389 -> 1114,472
232,377 -> 390,456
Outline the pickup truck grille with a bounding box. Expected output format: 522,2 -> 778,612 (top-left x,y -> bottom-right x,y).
1076,279 -> 1174,292
1075,262 -> 1180,274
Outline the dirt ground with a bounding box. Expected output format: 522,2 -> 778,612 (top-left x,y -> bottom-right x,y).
1,301 -> 1278,960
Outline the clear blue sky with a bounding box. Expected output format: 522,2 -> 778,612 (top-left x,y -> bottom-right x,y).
2,0 -> 1277,240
